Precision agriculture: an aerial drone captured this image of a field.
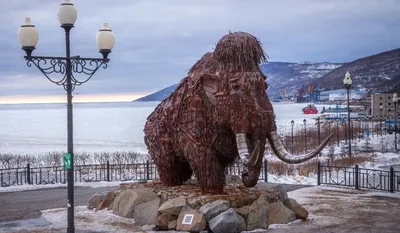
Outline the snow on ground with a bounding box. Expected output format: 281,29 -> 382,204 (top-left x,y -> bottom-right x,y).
0,180 -> 123,193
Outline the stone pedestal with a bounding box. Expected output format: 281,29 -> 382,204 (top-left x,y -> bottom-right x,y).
88,180 -> 309,232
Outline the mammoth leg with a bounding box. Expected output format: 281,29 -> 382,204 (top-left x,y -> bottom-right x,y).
152,140 -> 193,186
187,145 -> 225,194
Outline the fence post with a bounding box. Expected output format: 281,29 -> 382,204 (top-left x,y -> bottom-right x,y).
390,166 -> 394,193
106,160 -> 110,182
27,163 -> 31,185
355,164 -> 359,189
146,160 -> 150,180
317,161 -> 321,185
264,160 -> 268,182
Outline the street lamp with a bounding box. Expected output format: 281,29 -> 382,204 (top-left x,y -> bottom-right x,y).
380,105 -> 383,136
17,1 -> 115,233
291,120 -> 294,154
343,71 -> 352,158
393,93 -> 398,150
303,119 -> 307,152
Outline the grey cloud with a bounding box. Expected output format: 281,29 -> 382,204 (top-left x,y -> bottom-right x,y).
0,0 -> 400,97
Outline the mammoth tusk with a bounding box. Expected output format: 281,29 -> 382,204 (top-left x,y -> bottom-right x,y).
236,133 -> 250,165
248,140 -> 260,166
235,133 -> 261,166
268,131 -> 334,164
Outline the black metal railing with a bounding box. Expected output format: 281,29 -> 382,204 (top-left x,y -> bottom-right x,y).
317,161 -> 399,193
0,160 -> 268,187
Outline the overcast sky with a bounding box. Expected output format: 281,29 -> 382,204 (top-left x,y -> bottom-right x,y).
1,0 -> 400,102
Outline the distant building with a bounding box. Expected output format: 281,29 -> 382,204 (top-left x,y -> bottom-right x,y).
328,93 -> 363,101
371,93 -> 399,119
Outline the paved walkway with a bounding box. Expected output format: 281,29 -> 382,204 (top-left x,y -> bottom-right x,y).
268,186 -> 400,233
0,186 -> 117,222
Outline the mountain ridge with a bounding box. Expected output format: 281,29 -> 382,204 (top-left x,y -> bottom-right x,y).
133,48 -> 400,102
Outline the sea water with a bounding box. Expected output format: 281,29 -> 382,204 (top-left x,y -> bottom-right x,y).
0,102 -> 326,154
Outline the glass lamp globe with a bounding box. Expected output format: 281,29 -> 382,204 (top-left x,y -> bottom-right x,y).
17,17 -> 39,56
343,71 -> 352,85
57,0 -> 77,27
96,23 -> 115,59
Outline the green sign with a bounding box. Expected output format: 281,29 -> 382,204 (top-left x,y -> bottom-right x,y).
64,153 -> 72,170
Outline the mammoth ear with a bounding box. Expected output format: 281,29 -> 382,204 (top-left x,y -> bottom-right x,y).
201,74 -> 218,105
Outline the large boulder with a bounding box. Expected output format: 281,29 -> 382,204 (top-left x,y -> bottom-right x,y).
246,196 -> 269,230
209,208 -> 246,233
133,197 -> 161,226
97,191 -> 116,211
199,200 -> 230,222
268,201 -> 296,224
284,198 -> 309,220
112,188 -> 158,218
158,196 -> 187,216
87,192 -> 106,210
176,209 -> 207,232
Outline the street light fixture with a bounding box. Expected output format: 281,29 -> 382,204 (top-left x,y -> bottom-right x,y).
303,119 -> 307,152
291,120 -> 294,154
343,71 -> 352,158
17,1 -> 115,233
393,93 -> 398,150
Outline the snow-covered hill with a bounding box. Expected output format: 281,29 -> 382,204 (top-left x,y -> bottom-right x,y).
261,62 -> 342,98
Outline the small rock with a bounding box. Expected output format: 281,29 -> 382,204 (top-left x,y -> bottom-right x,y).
158,196 -> 187,216
226,175 -> 244,186
87,192 -> 106,210
268,201 -> 296,224
209,208 -> 246,233
156,212 -> 177,230
113,188 -> 158,218
234,206 -> 250,220
284,198 -> 309,220
256,183 -> 288,202
133,197 -> 161,226
183,179 -> 198,185
177,209 -> 207,232
246,196 -> 269,230
97,191 -> 115,211
141,224 -> 155,231
168,220 -> 177,230
199,200 -> 230,221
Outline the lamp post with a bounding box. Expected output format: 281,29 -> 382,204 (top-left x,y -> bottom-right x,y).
291,120 -> 294,154
394,93 -> 398,151
380,105 -> 383,137
336,118 -> 339,146
317,116 -> 321,156
17,1 -> 115,233
303,119 -> 307,152
343,71 -> 352,158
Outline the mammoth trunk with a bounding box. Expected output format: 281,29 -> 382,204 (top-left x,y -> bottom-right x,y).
268,131 -> 334,164
235,133 -> 262,187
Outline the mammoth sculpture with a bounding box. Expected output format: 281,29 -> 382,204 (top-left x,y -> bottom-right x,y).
144,31 -> 333,194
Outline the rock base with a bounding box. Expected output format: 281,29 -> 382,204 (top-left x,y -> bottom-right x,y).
87,180 -> 309,232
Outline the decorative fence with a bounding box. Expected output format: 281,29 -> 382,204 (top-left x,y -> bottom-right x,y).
0,160 -> 269,187
317,162 -> 400,193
